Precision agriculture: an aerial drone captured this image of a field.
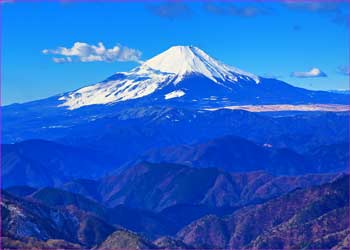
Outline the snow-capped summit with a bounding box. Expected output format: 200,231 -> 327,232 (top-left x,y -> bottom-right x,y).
58,45 -> 261,110
142,46 -> 260,84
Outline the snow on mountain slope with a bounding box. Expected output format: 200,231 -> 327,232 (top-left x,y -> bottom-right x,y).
164,90 -> 186,100
58,46 -> 260,110
58,67 -> 175,109
143,46 -> 260,84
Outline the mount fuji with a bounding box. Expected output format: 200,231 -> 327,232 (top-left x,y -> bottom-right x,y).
58,45 -> 263,110
52,45 -> 347,110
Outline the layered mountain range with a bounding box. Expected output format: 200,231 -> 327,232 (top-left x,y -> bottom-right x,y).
2,133 -> 348,188
2,162 -> 348,249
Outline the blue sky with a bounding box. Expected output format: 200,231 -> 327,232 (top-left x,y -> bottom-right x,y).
2,1 -> 349,105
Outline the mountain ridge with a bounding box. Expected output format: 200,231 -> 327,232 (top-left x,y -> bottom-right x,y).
3,172 -> 347,249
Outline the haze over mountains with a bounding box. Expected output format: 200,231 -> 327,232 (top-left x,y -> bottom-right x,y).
2,45 -> 349,249
3,111 -> 349,188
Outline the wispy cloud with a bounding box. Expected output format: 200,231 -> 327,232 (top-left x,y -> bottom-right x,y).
292,24 -> 302,31
337,65 -> 350,76
291,68 -> 327,78
1,0 -> 15,4
204,3 -> 271,18
262,73 -> 283,79
283,1 -> 339,12
43,42 -> 142,63
282,1 -> 349,26
52,57 -> 72,64
147,2 -> 192,19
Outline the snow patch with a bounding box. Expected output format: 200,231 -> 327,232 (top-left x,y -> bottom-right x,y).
164,90 -> 186,100
205,104 -> 350,112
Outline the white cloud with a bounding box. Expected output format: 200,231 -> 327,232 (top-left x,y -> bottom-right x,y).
291,68 -> 327,78
43,42 -> 142,63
